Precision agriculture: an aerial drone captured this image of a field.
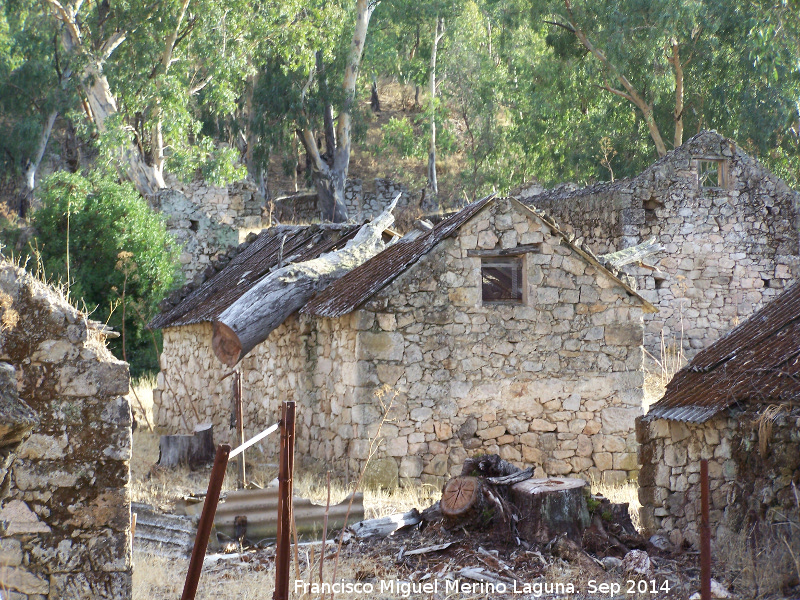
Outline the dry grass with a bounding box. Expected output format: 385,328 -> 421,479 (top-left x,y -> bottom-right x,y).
130,424 -> 425,599
592,480 -> 642,532
714,517 -> 800,598
133,549 -> 277,600
643,331 -> 687,412
128,374 -> 156,431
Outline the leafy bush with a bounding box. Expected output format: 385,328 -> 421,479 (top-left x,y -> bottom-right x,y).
380,116 -> 417,158
29,171 -> 181,376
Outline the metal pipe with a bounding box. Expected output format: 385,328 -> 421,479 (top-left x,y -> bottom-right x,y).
700,458 -> 711,600
181,443 -> 231,600
274,401 -> 296,600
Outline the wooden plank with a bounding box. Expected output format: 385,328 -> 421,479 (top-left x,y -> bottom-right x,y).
467,244 -> 541,257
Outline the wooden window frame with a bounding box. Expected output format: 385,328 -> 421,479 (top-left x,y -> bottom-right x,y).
479,254 -> 527,305
694,157 -> 729,190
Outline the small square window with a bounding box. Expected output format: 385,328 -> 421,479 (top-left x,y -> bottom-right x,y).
481,257 -> 524,303
695,159 -> 728,189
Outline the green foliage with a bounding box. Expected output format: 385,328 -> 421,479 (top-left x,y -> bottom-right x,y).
381,117 -> 417,158
29,172 -> 181,375
379,107 -> 458,160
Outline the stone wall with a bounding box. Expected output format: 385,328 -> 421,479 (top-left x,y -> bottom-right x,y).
155,197 -> 646,486
0,262 -> 132,599
345,198 -> 645,485
271,179 -> 417,225
154,180 -> 267,281
637,406 -> 800,548
154,316 -> 360,456
517,131 -> 800,358
344,178 -> 416,221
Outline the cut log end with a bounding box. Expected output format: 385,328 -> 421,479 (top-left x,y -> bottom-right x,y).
212,321 -> 241,367
441,476 -> 482,518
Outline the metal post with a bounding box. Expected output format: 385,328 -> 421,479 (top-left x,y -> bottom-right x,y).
181,443 -> 231,600
274,401 -> 296,600
235,371 -> 246,488
700,459 -> 711,600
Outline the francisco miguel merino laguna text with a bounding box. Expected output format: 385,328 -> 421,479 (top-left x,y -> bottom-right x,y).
294,578 -> 578,597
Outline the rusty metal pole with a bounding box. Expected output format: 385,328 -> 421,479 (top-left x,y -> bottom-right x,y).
700,458 -> 711,600
274,401 -> 296,600
181,443 -> 231,600
235,371 -> 246,488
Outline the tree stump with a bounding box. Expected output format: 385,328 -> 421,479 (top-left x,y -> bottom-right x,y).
157,423 -> 215,468
441,476 -> 486,524
509,477 -> 591,543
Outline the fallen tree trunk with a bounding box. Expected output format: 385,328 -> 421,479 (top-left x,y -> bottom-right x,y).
212,196 -> 400,366
158,423 -> 215,468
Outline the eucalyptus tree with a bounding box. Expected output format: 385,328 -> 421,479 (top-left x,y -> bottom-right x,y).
529,0 -> 800,176
1,0 -> 252,198
0,3 -> 74,210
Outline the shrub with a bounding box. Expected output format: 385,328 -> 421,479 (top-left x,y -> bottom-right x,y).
380,116 -> 417,158
29,171 -> 181,375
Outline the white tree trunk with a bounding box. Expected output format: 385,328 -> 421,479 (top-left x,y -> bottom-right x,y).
428,17 -> 444,200
212,196 -> 399,366
299,0 -> 374,222
46,0 -> 165,197
23,110 -> 58,195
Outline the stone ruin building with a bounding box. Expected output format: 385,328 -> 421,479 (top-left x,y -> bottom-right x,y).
638,280 -> 800,552
150,196 -> 654,486
153,179 -> 268,283
155,176 -> 417,285
0,261 -> 132,599
514,130 -> 800,360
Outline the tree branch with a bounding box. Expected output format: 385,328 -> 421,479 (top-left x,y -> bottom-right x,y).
160,0 -> 192,73
543,20 -> 575,33
561,0 -> 667,156
100,31 -> 127,62
667,37 -> 684,148
598,84 -> 634,104
43,0 -> 83,46
189,74 -> 213,95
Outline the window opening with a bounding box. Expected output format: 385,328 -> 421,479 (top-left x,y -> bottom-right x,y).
481,256 -> 523,303
695,159 -> 727,189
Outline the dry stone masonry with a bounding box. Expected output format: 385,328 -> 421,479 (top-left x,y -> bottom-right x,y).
637,407 -> 800,549
515,131 -> 800,359
155,197 -> 648,487
154,179 -> 268,281
0,261 -> 132,600
272,178 -> 416,225
344,178 -> 415,221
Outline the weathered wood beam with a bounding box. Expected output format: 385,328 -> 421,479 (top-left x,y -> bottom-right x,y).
466,244 -> 541,257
